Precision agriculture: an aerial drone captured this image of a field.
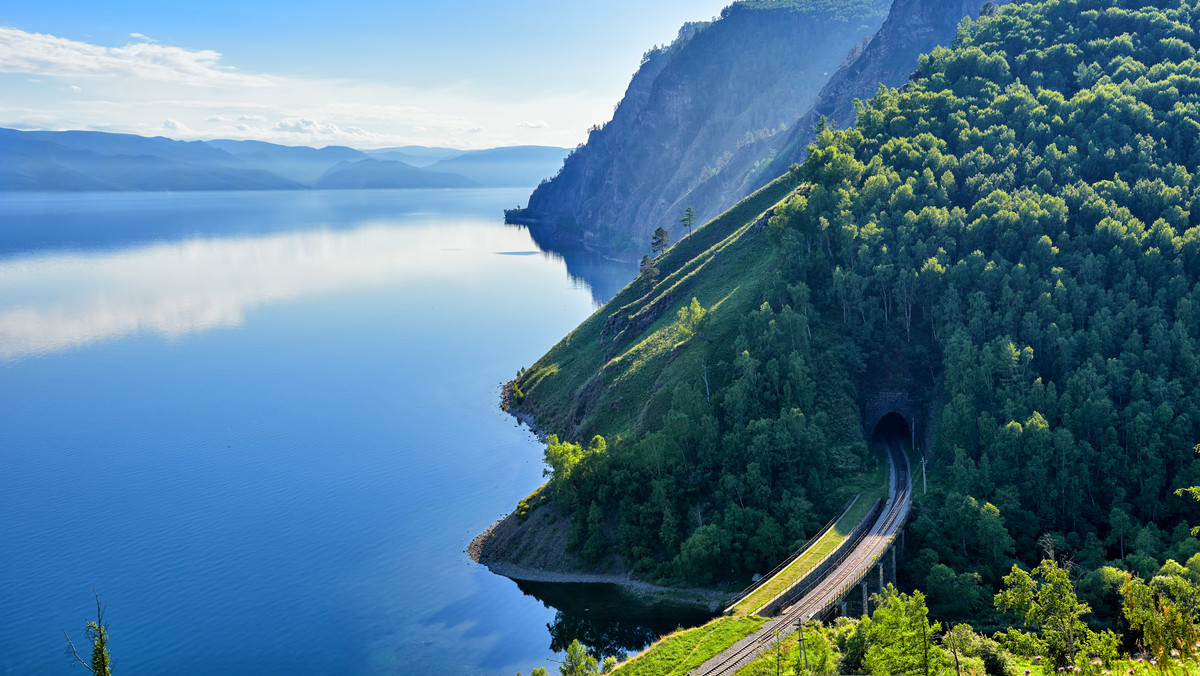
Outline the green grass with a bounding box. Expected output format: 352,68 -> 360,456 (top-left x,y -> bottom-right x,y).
611,616 -> 769,676
729,448 -> 889,616
515,169 -> 804,441
730,627 -> 804,676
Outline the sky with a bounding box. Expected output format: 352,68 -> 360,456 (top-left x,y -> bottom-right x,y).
0,1 -> 732,149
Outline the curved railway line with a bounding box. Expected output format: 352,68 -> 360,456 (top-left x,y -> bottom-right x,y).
689,435 -> 912,676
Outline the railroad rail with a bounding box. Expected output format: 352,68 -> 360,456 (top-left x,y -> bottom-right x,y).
689,434 -> 912,676
722,495 -> 858,615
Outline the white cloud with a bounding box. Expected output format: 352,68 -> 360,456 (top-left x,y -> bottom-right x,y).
275,117 -> 340,135
0,224 -> 478,360
0,27 -> 606,148
163,118 -> 189,132
270,117 -> 368,140
67,84 -> 81,93
0,26 -> 274,86
128,32 -> 158,43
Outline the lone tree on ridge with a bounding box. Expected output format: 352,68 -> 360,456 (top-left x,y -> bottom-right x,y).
679,206 -> 696,238
651,226 -> 671,258
639,254 -> 659,290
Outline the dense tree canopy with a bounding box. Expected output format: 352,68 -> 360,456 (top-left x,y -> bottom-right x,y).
767,0 -> 1200,606
527,0 -> 1200,593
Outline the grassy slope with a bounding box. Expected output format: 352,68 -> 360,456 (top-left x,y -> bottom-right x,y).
729,625 -> 817,676
516,169 -> 803,442
610,616 -> 769,676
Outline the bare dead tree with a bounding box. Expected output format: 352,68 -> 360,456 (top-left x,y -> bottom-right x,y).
64,590 -> 110,675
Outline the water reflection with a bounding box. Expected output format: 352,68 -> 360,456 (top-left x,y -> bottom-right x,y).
516,580 -> 716,661
515,224 -> 638,306
0,189 -> 525,257
0,188 -> 671,675
0,191 -> 640,363
0,223 -> 498,361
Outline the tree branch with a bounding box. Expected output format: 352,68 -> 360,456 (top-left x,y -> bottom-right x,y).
63,630 -> 96,674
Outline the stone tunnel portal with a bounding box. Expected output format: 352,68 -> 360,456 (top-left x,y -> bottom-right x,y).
871,411 -> 911,444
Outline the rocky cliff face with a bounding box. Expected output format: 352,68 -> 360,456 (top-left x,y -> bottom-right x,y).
523,1 -> 890,258
757,0 -> 1002,179
672,0 -> 1004,242
522,0 -> 1001,258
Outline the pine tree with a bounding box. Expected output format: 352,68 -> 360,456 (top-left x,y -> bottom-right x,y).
639,254 -> 659,290
560,639 -> 599,676
679,206 -> 696,238
651,226 -> 670,258
862,585 -> 946,676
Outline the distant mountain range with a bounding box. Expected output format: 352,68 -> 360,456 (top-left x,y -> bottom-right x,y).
0,128 -> 569,192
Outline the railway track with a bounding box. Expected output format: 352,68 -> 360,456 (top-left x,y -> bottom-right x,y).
689,435 -> 912,676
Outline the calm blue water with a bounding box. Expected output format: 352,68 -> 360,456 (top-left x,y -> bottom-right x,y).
0,189 -> 702,676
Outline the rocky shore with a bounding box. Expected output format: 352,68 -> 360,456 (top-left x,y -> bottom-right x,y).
476,381 -> 732,611
469,507 -> 730,611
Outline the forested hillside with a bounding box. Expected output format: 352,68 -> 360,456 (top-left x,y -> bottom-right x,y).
491,0 -> 1200,626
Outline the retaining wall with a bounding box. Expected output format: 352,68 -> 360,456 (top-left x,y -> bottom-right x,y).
753,498 -> 884,617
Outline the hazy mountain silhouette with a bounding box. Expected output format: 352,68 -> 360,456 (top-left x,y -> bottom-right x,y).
313,158 -> 478,189
204,139 -> 369,184
363,146 -> 467,167
427,146 -> 571,187
0,128 -> 302,191
0,128 -> 567,191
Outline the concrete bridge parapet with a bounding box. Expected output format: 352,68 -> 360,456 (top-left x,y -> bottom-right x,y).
830,536 -> 902,619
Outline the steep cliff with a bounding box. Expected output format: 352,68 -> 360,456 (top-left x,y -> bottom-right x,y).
521,0 -> 1002,258
757,0 -> 1002,178
659,0 -> 1003,248
520,0 -> 890,258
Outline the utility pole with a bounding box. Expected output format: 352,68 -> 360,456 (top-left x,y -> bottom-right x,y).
913,415 -> 925,494
797,619 -> 809,674
921,454 -> 927,495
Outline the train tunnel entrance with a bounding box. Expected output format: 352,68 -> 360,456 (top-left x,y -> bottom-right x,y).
871,411 -> 911,444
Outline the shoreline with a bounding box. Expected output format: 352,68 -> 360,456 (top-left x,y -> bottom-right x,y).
469,514 -> 731,612
475,388 -> 732,611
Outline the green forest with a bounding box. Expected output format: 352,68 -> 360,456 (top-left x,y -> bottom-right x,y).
510,0 -> 1200,665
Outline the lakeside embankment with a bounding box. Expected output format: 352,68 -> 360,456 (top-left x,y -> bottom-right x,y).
472,381 -> 730,612
469,510 -> 729,612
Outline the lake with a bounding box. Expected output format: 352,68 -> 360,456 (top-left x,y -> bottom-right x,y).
0,189 -> 707,675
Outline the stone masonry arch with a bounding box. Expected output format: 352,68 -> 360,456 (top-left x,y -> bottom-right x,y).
863,391 -> 921,442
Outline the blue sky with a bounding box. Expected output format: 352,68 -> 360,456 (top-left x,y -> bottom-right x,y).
0,1 -> 731,148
